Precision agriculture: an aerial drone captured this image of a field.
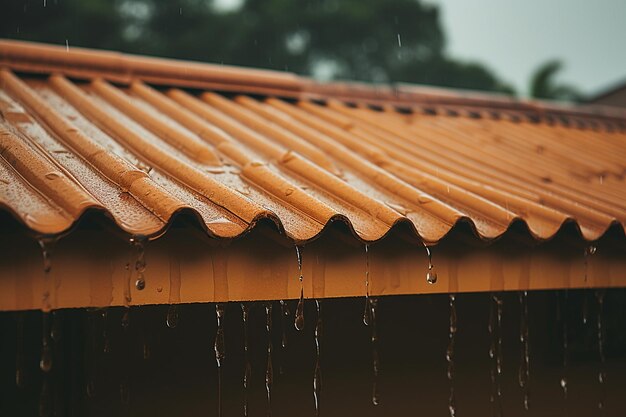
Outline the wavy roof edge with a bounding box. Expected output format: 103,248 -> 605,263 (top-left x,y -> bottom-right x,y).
2,39 -> 626,125
2,201 -> 624,247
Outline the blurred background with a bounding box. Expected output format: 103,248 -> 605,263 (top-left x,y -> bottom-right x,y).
1,0 -> 625,102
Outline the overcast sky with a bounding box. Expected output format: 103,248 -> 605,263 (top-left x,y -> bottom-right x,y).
431,0 -> 626,97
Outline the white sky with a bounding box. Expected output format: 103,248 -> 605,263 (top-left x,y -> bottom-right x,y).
430,0 -> 626,96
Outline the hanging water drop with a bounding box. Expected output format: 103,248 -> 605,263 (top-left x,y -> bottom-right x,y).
363,244 -> 372,326
313,300 -> 323,417
369,297 -> 380,406
241,303 -> 251,417
518,291 -> 530,411
423,242 -> 438,284
447,294 -> 457,417
265,303 -> 274,416
214,304 -> 226,417
166,305 -> 180,328
294,246 -> 305,331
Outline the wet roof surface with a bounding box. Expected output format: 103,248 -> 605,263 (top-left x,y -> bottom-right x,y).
0,40 -> 625,243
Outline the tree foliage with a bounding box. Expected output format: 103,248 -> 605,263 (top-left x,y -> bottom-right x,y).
529,59 -> 581,101
1,0 -> 515,94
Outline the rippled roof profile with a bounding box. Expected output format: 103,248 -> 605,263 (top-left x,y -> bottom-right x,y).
1,39 -> 625,245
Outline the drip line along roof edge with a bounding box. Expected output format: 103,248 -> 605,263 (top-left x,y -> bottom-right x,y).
0,200 -> 623,246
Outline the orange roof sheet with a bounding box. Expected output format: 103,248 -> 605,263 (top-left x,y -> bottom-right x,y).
1,40 -> 625,243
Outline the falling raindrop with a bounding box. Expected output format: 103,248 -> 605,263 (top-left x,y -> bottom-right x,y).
423,242 -> 438,284
518,291 -> 530,411
596,290 -> 606,411
370,297 -> 380,406
16,312 -> 26,388
363,244 -> 371,326
313,300 -> 323,417
166,305 -> 180,328
279,300 -> 290,375
397,33 -> 402,47
241,303 -> 251,417
558,291 -> 569,402
447,294 -> 457,417
265,303 -> 274,416
294,246 -> 305,331
488,293 -> 504,417
131,237 -> 147,291
65,39 -> 69,51
214,304 -> 226,417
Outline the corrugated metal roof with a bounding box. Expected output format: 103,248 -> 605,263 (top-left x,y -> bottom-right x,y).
0,40 -> 625,243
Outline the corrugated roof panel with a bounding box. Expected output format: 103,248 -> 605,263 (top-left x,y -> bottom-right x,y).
1,41 -> 625,243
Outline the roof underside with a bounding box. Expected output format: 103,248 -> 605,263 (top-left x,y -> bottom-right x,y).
1,40 -> 626,244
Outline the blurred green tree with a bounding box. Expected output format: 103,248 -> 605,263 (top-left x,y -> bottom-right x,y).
529,59 -> 582,101
1,0 -> 515,94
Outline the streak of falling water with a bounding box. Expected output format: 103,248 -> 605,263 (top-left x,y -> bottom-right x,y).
596,290 -> 606,412
131,237 -> 147,291
86,311 -> 97,398
582,290 -> 589,325
447,294 -> 457,417
518,291 -> 530,411
40,311 -> 53,417
214,304 -> 226,417
294,246 -> 305,331
313,300 -> 323,417
102,309 -> 111,354
423,242 -> 438,284
559,291 -> 569,402
583,245 -> 597,282
38,238 -> 55,313
120,308 -> 130,407
363,244 -> 371,326
16,312 -> 26,388
167,305 -> 180,329
279,300 -> 290,375
488,293 -> 504,417
241,304 -> 251,417
370,297 -> 380,406
265,303 -> 274,417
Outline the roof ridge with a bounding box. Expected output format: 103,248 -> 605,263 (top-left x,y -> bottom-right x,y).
1,39 -> 626,125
